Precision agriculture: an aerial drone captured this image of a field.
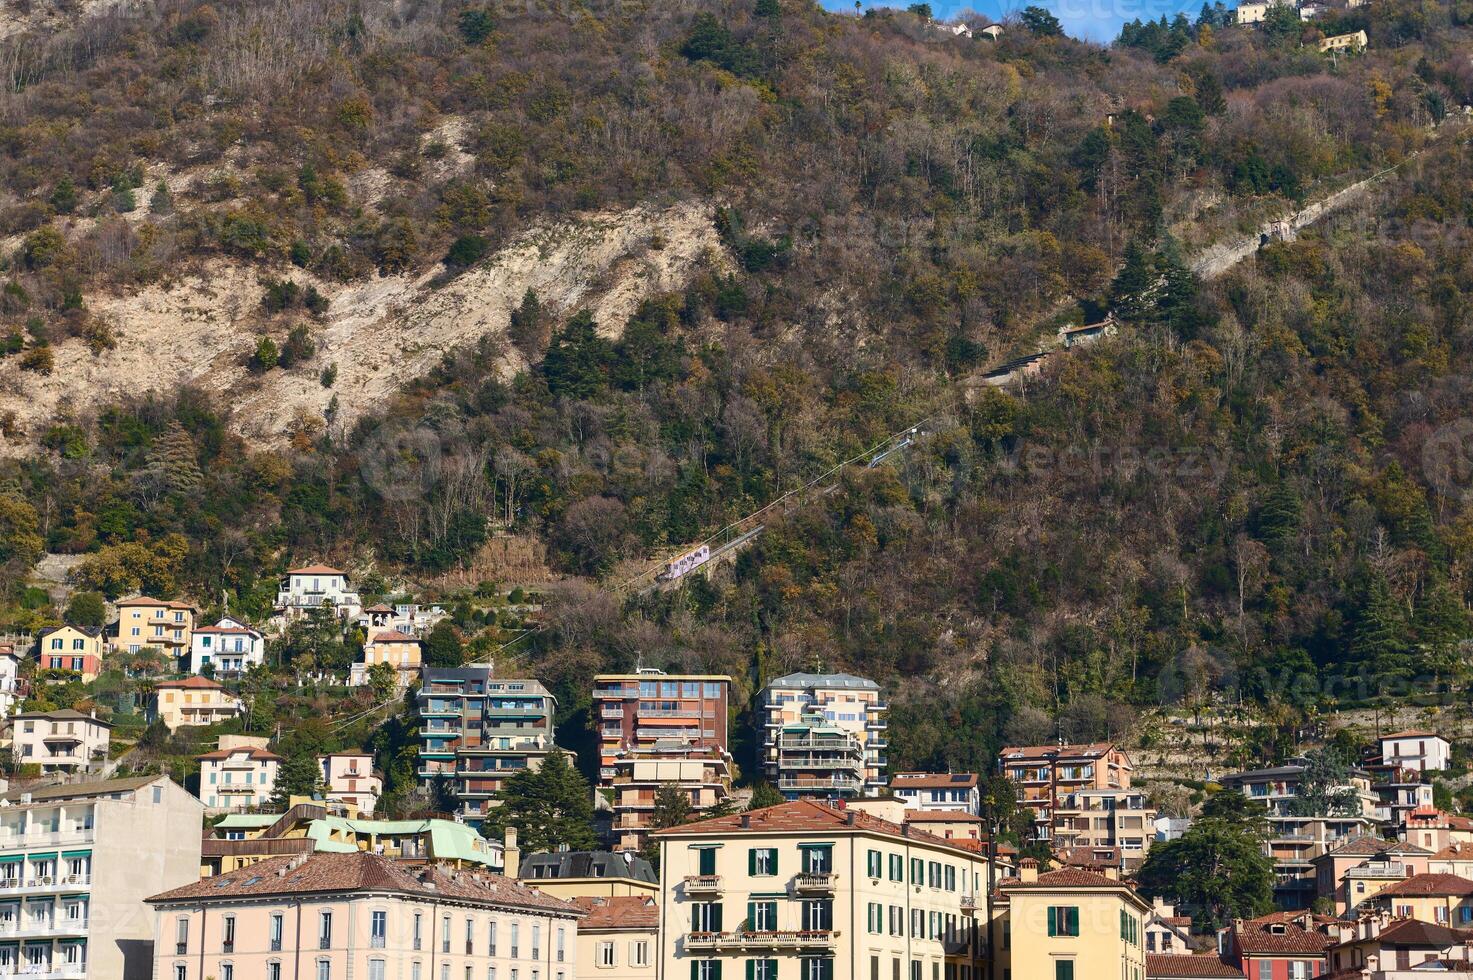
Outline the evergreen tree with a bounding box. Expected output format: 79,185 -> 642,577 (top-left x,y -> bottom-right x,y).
748,783 -> 785,809
139,421 -> 204,500
1349,574 -> 1413,687
64,591 -> 106,631
1109,242 -> 1155,321
481,753 -> 596,854
1415,580 -> 1469,684
1287,748 -> 1360,817
508,289 -> 549,363
541,311 -> 613,399
270,750 -> 325,809
1138,792 -> 1274,929
422,621 -> 463,668
650,782 -> 694,830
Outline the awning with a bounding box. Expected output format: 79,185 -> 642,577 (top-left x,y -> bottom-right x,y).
60,851 -> 90,860
25,853 -> 56,863
0,856 -> 21,865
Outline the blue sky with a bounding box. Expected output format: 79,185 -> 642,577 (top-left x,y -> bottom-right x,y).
817,0 -> 1205,42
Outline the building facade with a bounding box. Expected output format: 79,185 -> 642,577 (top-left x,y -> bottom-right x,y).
12,710 -> 111,774
757,672 -> 887,798
36,627 -> 103,681
197,742 -> 282,813
891,773 -> 981,817
998,743 -> 1135,843
572,895 -> 657,980
351,630 -> 423,687
0,649 -> 21,718
654,799 -> 990,980
148,852 -> 581,980
1052,789 -> 1157,870
0,775 -> 202,980
417,668 -> 558,820
991,861 -> 1151,980
189,619 -> 265,676
276,564 -> 363,621
113,597 -> 197,659
320,753 -> 382,814
1378,732 -> 1451,774
593,670 -> 733,851
149,677 -> 242,729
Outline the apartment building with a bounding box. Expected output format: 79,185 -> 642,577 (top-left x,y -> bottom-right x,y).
148,852 -> 581,980
12,710 -> 110,774
0,648 -> 19,718
593,670 -> 733,851
1052,789 -> 1157,870
1401,807 -> 1473,853
1311,838 -> 1432,916
891,772 -> 981,816
1362,873 -> 1473,926
654,799 -> 990,980
275,564 -> 363,621
571,896 -> 657,980
0,775 -> 202,980
757,672 -> 887,797
36,627 -> 103,681
113,597 -> 197,659
1378,731 -> 1451,774
320,753 -> 382,814
417,667 -> 558,820
990,861 -> 1150,980
188,618 -> 264,676
517,850 -> 659,900
1219,912 -> 1334,980
148,676 -> 242,729
997,743 -> 1134,842
197,741 -> 282,813
1326,915 -> 1473,979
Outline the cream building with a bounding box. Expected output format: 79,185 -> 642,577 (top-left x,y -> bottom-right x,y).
757,672 -> 888,798
0,775 -> 202,980
991,860 -> 1150,980
653,799 -> 990,980
1363,872 -> 1473,926
276,564 -> 363,621
147,851 -> 582,980
12,710 -> 111,774
149,676 -> 243,729
573,895 -> 657,980
113,597 -> 197,659
197,740 -> 282,813
319,752 -> 382,814
351,629 -> 423,687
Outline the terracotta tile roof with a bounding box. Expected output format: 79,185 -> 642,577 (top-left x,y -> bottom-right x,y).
367,630 -> 420,643
1233,917 -> 1331,955
155,676 -> 228,690
197,747 -> 282,762
1057,845 -> 1122,869
38,625 -> 101,639
12,708 -> 111,727
1383,730 -> 1443,740
1375,873 -> 1473,897
891,772 -> 979,790
1146,954 -> 1245,979
903,809 -> 982,823
1321,835 -> 1432,859
1371,918 -> 1473,948
194,625 -> 260,636
570,895 -> 658,930
117,596 -> 197,610
288,564 -> 345,576
1432,843 -> 1473,860
653,800 -> 978,858
147,852 -> 579,916
999,742 -> 1122,762
364,604 -> 396,613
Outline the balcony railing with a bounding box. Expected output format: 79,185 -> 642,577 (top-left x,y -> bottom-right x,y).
685,931 -> 835,951
960,895 -> 978,914
793,872 -> 838,892
683,875 -> 722,894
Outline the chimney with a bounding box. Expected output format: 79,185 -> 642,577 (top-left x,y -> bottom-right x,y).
846,812 -> 857,826
503,827 -> 520,880
740,814 -> 751,829
1018,858 -> 1039,883
1103,865 -> 1119,881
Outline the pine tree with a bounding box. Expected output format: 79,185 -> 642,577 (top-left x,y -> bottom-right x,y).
1350,575 -> 1413,687
481,752 -> 596,854
1415,580 -> 1469,685
1109,242 -> 1155,322
270,750 -> 325,809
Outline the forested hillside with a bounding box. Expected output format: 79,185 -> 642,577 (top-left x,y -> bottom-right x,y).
3,0 -> 1473,785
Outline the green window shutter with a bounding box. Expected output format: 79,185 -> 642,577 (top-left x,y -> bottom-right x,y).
692,963 -> 700,980
1068,907 -> 1079,936
769,849 -> 778,875
712,963 -> 722,980
748,849 -> 757,876
1046,906 -> 1056,937
1055,962 -> 1073,980
746,961 -> 755,980
712,903 -> 724,932
748,903 -> 756,930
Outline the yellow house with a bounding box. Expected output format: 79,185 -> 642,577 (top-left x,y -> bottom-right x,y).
1365,872 -> 1473,927
991,859 -> 1150,980
1319,29 -> 1368,53
37,625 -> 104,680
351,628 -> 423,686
113,596 -> 197,657
148,676 -> 242,730
654,799 -> 992,980
571,895 -> 657,980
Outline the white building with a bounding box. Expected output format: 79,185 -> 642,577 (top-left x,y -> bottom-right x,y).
1380,730 -> 1451,773
275,564 -> 362,622
0,647 -> 21,718
891,772 -> 982,816
198,739 -> 282,813
11,710 -> 111,774
189,617 -> 265,675
319,753 -> 382,815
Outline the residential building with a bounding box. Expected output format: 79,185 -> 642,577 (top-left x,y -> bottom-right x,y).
417,667 -> 558,820
891,772 -> 981,816
188,618 -> 264,676
991,860 -> 1150,980
147,852 -> 581,980
350,629 -> 423,687
997,743 -> 1134,842
112,597 -> 197,659
1311,838 -> 1431,916
1053,788 -> 1157,869
1364,766 -> 1435,828
0,775 -> 202,980
36,626 -> 104,681
1319,29 -> 1369,53
148,676 -> 242,729
200,802 -> 504,877
1362,873 -> 1473,927
1378,732 -> 1451,774
11,710 -> 110,774
0,647 -> 21,718
1145,899 -> 1195,954
1146,954 -> 1245,978
758,672 -> 887,797
1236,0 -> 1292,22
654,799 -> 991,980
197,739 -> 282,813
1429,843 -> 1473,878
517,849 -> 659,900
1219,912 -> 1335,980
1401,808 -> 1473,853
902,810 -> 985,843
319,753 -> 382,814
593,670 -> 734,851
571,895 -> 657,980
1324,915 -> 1473,978
275,564 -> 363,621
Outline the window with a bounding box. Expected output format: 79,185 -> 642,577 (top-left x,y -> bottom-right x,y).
631,941 -> 650,967
692,962 -> 722,980
692,902 -> 723,932
597,941 -> 615,967
1046,906 -> 1079,937
270,914 -> 284,952
748,901 -> 777,932
319,911 -> 333,949
368,962 -> 385,980
867,902 -> 883,934
867,849 -> 883,878
910,858 -> 923,885
927,861 -> 941,889
889,854 -> 903,882
801,845 -> 832,874
889,906 -> 902,937
1119,910 -> 1139,945
468,917 -> 476,955
414,913 -> 423,951
1258,964 -> 1273,980
556,926 -> 565,962
801,899 -> 832,932
222,966 -> 233,980
268,964 -> 282,980
749,848 -> 777,876
751,961 -> 779,980
317,961 -> 331,980
175,916 -> 189,955
944,866 -> 956,891
1054,963 -> 1074,980
175,967 -> 186,980
511,922 -> 520,959
222,915 -> 235,952
442,915 -> 452,953
372,911 -> 387,949
488,920 -> 497,956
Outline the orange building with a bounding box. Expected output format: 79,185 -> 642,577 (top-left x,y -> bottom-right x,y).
998,742 -> 1134,842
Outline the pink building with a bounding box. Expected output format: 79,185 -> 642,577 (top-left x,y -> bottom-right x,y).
147,852 -> 582,980
319,753 -> 383,814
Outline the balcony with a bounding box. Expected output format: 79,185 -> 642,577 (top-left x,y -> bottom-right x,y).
0,875 -> 91,896
683,875 -> 722,895
777,776 -> 862,793
0,918 -> 89,939
960,895 -> 978,914
0,830 -> 94,849
685,931 -> 835,951
638,708 -> 704,719
793,872 -> 837,893
0,967 -> 87,980
778,737 -> 860,751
